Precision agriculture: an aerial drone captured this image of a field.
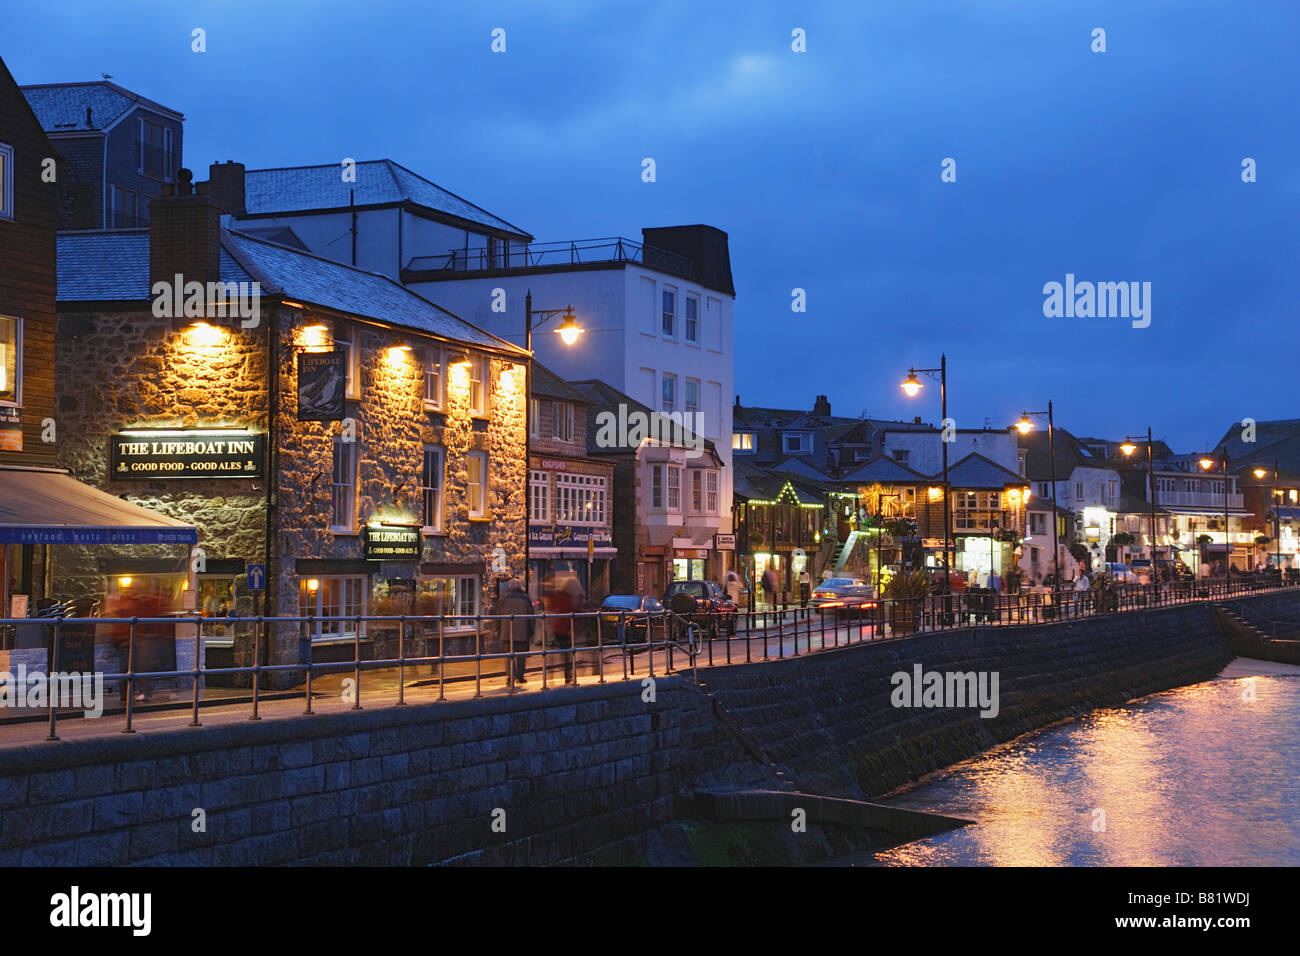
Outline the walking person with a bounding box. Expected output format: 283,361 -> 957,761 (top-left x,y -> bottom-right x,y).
761,566 -> 778,609
493,579 -> 533,687
798,567 -> 811,607
545,578 -> 581,685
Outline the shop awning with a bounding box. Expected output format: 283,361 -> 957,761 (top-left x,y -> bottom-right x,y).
0,466 -> 197,545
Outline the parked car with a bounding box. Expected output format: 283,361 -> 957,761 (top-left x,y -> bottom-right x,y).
598,595 -> 665,642
1105,562 -> 1136,583
1126,559 -> 1153,584
661,580 -> 738,635
812,577 -> 878,616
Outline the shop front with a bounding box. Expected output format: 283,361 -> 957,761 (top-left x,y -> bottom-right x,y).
528,524 -> 614,604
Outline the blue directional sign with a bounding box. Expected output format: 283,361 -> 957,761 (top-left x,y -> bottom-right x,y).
247,563 -> 266,591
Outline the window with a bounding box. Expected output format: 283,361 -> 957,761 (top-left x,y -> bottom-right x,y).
0,142 -> 11,220
1030,513 -> 1046,535
783,432 -> 810,454
553,402 -> 574,442
1037,482 -> 1049,498
690,470 -> 719,513
662,289 -> 676,336
0,315 -> 20,405
1076,482 -> 1084,499
421,446 -> 444,532
467,451 -> 488,518
334,323 -> 360,399
137,118 -> 172,180
331,437 -> 358,531
666,467 -> 681,511
1107,480 -> 1117,499
706,471 -> 718,513
661,373 -> 676,413
684,378 -> 699,417
893,448 -> 910,463
108,185 -> 138,228
692,471 -> 703,512
469,356 -> 488,416
416,576 -> 480,631
733,432 -> 755,452
424,346 -> 443,410
299,576 -> 366,642
651,465 -> 663,509
685,296 -> 699,343
556,473 -> 606,524
529,397 -> 541,438
529,470 -> 550,522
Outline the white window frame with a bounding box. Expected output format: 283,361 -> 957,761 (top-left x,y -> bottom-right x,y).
651,465 -> 664,510
421,445 -> 444,533
661,373 -> 676,413
300,575 -> 367,642
684,295 -> 699,344
334,323 -> 360,400
662,288 -> 676,338
529,470 -> 551,523
469,356 -> 488,417
706,470 -> 718,513
692,470 -> 703,512
467,451 -> 488,518
556,473 -> 606,525
0,315 -> 21,407
0,143 -> 15,220
553,402 -> 574,442
666,466 -> 681,512
684,378 -> 699,417
416,575 -> 481,632
331,436 -> 358,532
784,432 -> 810,454
424,345 -> 443,410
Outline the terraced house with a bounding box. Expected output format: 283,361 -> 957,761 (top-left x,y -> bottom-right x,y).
53,164 -> 528,684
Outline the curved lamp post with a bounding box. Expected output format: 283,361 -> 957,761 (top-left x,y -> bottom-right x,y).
901,356 -> 951,593
1014,403 -> 1060,602
1121,428 -> 1161,601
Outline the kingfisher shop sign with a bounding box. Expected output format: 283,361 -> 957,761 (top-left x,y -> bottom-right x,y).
110,431 -> 264,479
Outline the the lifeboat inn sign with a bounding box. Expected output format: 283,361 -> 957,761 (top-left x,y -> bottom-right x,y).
110,430 -> 265,479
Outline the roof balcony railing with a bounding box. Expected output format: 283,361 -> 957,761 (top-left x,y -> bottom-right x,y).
406,236 -> 696,281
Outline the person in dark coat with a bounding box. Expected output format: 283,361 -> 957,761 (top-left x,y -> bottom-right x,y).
493,579 -> 534,687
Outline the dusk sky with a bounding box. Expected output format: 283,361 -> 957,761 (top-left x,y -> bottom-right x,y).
9,0 -> 1297,452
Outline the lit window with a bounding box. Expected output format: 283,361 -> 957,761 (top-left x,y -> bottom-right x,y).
424,346 -> 443,410
415,576 -> 480,631
470,356 -> 488,417
685,297 -> 699,343
299,576 -> 366,642
421,446 -> 444,532
556,473 -> 606,524
0,143 -> 12,220
467,451 -> 488,518
331,436 -> 358,531
0,315 -> 20,405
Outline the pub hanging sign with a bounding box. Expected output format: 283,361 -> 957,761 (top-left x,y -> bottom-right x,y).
110,430 -> 265,479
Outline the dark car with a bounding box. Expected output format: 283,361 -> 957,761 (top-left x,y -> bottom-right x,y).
599,595 -> 665,642
662,580 -> 738,635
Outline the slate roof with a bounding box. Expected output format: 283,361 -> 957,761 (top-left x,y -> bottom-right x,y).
531,362 -> 590,404
56,228 -> 525,354
839,455 -> 928,484
570,379 -> 719,459
21,81 -> 181,131
1019,426 -> 1105,480
941,453 -> 1026,489
242,160 -> 530,238
1216,419 -> 1300,461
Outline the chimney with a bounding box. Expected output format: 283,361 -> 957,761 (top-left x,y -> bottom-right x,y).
149,168 -> 222,290
203,161 -> 246,215
734,394 -> 741,408
812,394 -> 831,417
914,416 -> 923,425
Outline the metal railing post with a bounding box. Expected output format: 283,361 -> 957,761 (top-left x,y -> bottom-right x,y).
352,614 -> 362,710
250,618 -> 262,721
397,615 -> 407,705
190,613 -> 202,727
474,614 -> 482,698
45,617 -> 60,742
438,614 -> 446,701
122,617 -> 138,734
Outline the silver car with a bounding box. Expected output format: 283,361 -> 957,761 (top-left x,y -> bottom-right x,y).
812,577 -> 878,615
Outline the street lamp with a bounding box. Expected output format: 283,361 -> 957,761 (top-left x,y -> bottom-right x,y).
901,356 -> 951,593
524,291 -> 583,597
1014,403 -> 1060,602
1198,450 -> 1231,576
1121,429 -> 1162,601
1254,461 -> 1282,572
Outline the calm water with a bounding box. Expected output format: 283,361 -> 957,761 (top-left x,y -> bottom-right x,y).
866,662 -> 1300,866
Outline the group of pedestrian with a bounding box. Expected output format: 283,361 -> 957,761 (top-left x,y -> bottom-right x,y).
491,576 -> 584,688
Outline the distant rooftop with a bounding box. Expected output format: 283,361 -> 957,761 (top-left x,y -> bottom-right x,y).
242,160 -> 530,239
21,80 -> 183,131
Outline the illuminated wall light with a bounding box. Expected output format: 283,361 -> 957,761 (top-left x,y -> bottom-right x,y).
184,322 -> 226,349
300,324 -> 330,351
307,578 -> 320,593
118,576 -> 132,589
